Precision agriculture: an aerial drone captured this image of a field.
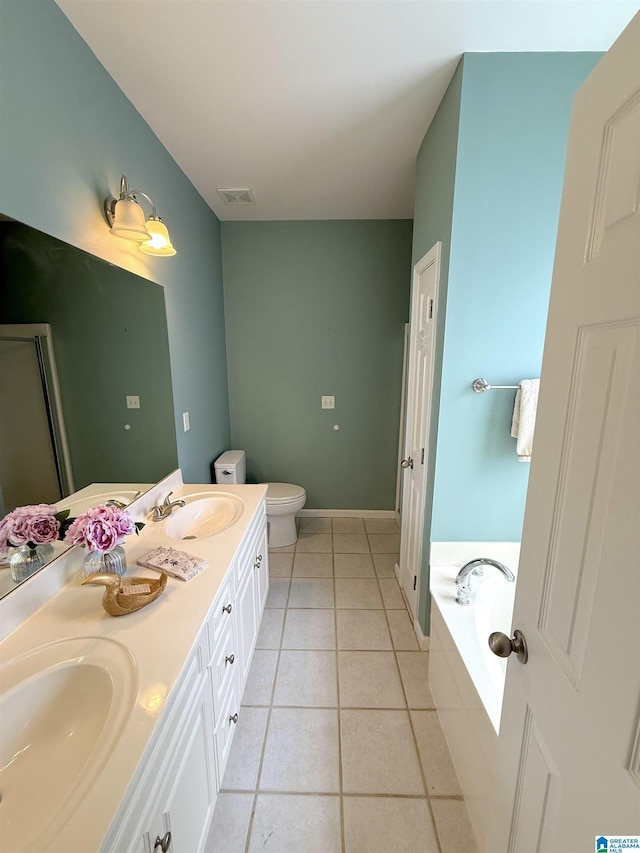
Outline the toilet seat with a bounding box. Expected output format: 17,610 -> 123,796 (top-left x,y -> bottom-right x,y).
265,483 -> 306,505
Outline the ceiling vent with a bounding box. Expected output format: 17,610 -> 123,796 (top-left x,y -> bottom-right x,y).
217,188 -> 256,205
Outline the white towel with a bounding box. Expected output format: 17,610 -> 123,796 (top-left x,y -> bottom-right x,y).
510,379 -> 540,462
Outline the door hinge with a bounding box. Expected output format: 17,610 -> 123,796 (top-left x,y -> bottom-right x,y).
413,575 -> 417,591
428,297 -> 434,320
421,447 -> 425,465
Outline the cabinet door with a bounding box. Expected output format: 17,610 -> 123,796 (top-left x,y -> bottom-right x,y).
235,559 -> 257,691
151,679 -> 217,853
253,529 -> 269,619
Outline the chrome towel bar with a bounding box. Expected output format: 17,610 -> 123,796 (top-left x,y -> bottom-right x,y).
472,377 -> 519,393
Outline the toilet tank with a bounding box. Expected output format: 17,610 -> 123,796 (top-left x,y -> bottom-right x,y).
214,450 -> 246,485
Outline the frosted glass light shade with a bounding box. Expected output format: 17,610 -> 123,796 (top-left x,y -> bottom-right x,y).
109,198 -> 150,241
139,218 -> 177,256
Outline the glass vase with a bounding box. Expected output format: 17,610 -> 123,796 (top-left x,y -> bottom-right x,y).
10,543 -> 53,583
83,544 -> 127,578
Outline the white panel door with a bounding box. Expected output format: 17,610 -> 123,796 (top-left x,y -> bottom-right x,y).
399,243 -> 440,619
492,15 -> 640,852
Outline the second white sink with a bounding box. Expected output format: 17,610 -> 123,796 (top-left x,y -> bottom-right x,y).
0,637 -> 137,851
164,492 -> 244,540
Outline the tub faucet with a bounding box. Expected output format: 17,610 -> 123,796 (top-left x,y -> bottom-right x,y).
150,491 -> 186,522
455,558 -> 515,606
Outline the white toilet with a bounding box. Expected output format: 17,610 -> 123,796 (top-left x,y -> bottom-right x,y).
214,451 -> 306,548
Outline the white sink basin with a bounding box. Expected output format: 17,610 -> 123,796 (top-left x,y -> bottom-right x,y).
0,637 -> 137,851
164,492 -> 244,540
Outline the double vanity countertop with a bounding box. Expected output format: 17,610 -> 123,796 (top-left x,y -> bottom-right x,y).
0,473 -> 268,852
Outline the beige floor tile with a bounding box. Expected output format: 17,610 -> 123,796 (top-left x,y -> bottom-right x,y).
396,652 -> 435,709
259,708 -> 340,792
335,578 -> 383,609
265,577 -> 290,608
378,577 -> 406,609
363,517 -> 399,534
296,532 -> 333,552
256,609 -> 285,649
288,577 -> 334,608
282,609 -> 336,649
248,794 -> 341,853
273,650 -> 337,707
241,649 -> 279,705
336,610 -> 392,650
292,552 -> 333,577
221,707 -> 269,791
343,796 -> 439,853
269,543 -> 295,553
332,517 -> 365,534
431,798 -> 479,853
340,709 -> 425,795
338,651 -> 405,708
333,533 -> 370,553
368,533 -> 399,554
333,553 -> 375,578
299,517 -> 332,533
268,552 -> 293,577
386,609 -> 420,650
372,553 -> 397,578
204,793 -> 254,853
411,710 -> 463,796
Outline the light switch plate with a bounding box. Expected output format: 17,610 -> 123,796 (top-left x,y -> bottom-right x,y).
126,395 -> 140,409
322,396 -> 335,409
183,411 -> 190,432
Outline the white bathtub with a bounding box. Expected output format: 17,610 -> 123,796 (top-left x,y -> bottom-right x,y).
428,543 -> 519,852
430,562 -> 517,731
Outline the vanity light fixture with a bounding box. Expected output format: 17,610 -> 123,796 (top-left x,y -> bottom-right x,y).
104,175 -> 176,256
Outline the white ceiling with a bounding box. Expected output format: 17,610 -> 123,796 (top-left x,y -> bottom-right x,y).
56,1 -> 638,221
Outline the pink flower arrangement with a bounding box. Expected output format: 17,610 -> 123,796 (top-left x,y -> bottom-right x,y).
63,504 -> 142,554
0,504 -> 61,549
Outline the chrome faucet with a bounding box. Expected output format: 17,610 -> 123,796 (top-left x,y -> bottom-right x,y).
150,491 -> 186,522
455,558 -> 515,606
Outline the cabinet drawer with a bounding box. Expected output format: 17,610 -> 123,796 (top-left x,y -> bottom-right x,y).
209,618 -> 238,711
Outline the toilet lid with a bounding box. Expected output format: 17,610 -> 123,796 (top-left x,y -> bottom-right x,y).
266,482 -> 306,504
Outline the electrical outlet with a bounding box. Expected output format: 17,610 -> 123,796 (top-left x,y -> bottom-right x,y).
183,411 -> 190,432
126,395 -> 140,409
322,396 -> 335,409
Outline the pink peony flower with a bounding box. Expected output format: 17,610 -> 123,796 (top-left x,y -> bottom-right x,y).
62,504 -> 138,552
0,504 -> 60,547
83,519 -> 119,553
25,514 -> 60,545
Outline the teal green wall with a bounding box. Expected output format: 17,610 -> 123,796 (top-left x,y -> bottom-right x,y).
0,0 -> 230,482
411,62 -> 463,627
0,222 -> 178,488
222,221 -> 413,508
412,52 -> 601,632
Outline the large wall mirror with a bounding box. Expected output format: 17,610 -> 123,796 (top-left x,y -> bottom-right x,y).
0,218 -> 179,597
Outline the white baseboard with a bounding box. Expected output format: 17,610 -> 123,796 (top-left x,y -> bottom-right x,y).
297,509 -> 396,518
413,618 -> 430,651
393,562 -> 429,650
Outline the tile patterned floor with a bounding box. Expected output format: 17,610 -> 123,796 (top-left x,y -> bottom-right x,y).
205,518 -> 478,853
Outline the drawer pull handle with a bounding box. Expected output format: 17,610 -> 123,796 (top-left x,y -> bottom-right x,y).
154,832 -> 172,852
222,603 -> 232,614
225,654 -> 235,665
229,713 -> 239,724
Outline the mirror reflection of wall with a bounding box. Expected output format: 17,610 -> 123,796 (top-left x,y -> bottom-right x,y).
0,218 -> 179,594
0,218 -> 178,504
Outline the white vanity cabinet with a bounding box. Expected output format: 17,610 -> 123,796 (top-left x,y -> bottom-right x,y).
100,499 -> 269,853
